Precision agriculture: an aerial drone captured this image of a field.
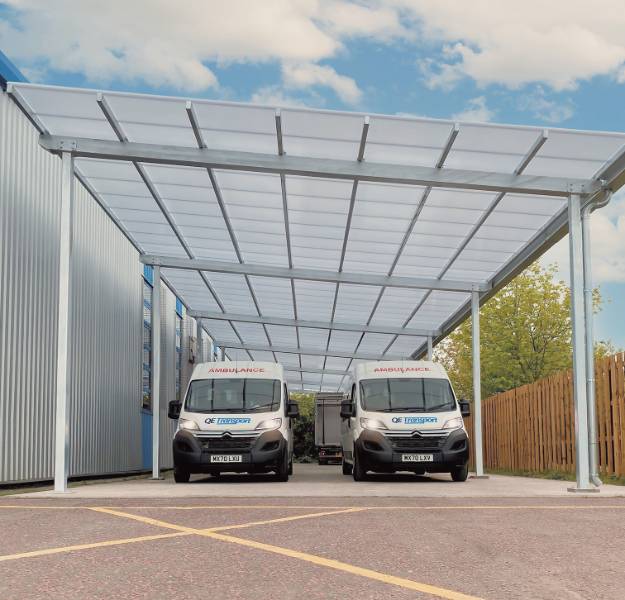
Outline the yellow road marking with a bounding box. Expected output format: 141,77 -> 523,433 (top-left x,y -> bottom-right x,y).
89,507 -> 198,533
204,530 -> 483,600
89,506 -> 365,534
0,532 -> 188,562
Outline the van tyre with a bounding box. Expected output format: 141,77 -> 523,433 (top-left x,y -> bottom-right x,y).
451,463 -> 469,482
275,449 -> 290,482
288,460 -> 293,476
352,449 -> 367,481
342,458 -> 353,475
174,467 -> 190,483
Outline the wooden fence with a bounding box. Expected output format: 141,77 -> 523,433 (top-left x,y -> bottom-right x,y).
464,352 -> 625,477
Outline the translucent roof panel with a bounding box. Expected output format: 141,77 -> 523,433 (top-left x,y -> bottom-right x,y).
11,82 -> 625,392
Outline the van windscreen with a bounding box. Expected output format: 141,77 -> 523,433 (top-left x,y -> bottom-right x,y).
184,378 -> 281,413
359,378 -> 456,413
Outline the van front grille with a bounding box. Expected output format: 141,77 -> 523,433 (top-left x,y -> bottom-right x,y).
387,435 -> 446,452
198,436 -> 256,451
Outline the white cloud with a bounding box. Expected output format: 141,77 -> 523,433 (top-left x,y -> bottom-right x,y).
282,63 -> 362,104
518,87 -> 575,123
398,0 -> 625,90
250,85 -> 310,108
0,0 -> 395,97
541,191 -> 625,285
451,96 -> 494,122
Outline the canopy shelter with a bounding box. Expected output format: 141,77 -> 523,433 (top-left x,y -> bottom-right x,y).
9,82 -> 625,493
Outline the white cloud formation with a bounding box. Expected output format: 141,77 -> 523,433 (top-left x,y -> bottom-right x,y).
282,62 -> 362,104
398,0 -> 625,90
451,96 -> 494,122
541,191 -> 625,285
4,1 -> 625,102
518,87 -> 575,123
0,0 -> 398,100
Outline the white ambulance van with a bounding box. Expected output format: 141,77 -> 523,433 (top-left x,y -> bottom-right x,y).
340,361 -> 470,482
167,362 -> 299,482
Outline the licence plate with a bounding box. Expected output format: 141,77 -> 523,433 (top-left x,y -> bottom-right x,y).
210,455 -> 242,463
401,453 -> 433,462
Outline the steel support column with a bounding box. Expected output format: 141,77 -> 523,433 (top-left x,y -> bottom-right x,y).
151,265 -> 162,479
582,204 -> 601,487
472,290 -> 485,478
568,193 -> 594,492
427,336 -> 433,361
220,347 -> 226,361
53,152 -> 74,493
196,318 -> 203,363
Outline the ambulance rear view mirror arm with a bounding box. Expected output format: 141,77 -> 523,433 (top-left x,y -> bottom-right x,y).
168,400 -> 182,420
340,400 -> 355,419
459,400 -> 470,418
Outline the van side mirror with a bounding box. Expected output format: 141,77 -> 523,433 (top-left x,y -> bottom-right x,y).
459,400 -> 470,418
287,402 -> 300,418
340,400 -> 355,419
168,400 -> 182,420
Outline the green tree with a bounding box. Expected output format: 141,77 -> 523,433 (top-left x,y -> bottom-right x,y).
290,392 -> 317,461
437,263 -> 612,400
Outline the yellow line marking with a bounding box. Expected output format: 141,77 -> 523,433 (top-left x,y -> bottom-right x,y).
206,507 -> 366,532
203,530 -> 483,600
89,507 -> 199,533
89,506 -> 365,534
0,532 -> 188,562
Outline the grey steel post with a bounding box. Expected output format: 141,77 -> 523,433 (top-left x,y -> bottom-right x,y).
196,317 -> 203,363
582,195 -> 610,488
207,337 -> 213,362
568,192 -> 593,492
472,290 -> 485,477
427,336 -> 433,361
151,265 -> 162,479
220,347 -> 226,361
54,152 -> 74,493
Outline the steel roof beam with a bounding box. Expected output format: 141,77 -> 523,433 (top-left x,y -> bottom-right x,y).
141,254 -> 489,292
213,341 -> 404,361
285,367 -> 350,376
38,134 -> 598,197
187,309 -> 437,336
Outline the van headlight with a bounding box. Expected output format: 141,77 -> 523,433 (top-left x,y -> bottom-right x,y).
360,417 -> 388,430
256,417 -> 282,430
442,417 -> 463,430
179,418 -> 199,431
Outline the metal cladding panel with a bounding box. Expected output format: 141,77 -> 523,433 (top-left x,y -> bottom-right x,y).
0,92 -> 143,483
68,181 -> 143,477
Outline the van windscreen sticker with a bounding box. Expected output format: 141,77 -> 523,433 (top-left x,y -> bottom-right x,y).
205,417 -> 252,425
207,368 -> 265,373
372,367 -> 431,373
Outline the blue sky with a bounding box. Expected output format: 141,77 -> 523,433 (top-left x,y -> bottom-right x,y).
1,0 -> 624,346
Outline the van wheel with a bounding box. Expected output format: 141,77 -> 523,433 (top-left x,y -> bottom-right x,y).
342,458 -> 353,475
174,467 -> 190,483
275,449 -> 290,482
451,464 -> 469,482
288,460 -> 293,476
352,450 -> 366,481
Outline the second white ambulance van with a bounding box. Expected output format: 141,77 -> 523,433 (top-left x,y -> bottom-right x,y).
340,361 -> 470,482
168,362 -> 299,482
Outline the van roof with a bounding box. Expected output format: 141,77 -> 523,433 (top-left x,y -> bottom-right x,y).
354,361 -> 449,380
191,361 -> 284,380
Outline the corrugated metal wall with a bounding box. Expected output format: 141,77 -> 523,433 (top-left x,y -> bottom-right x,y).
0,91 -> 144,483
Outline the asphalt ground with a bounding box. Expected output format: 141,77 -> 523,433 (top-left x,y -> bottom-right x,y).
2,495 -> 625,599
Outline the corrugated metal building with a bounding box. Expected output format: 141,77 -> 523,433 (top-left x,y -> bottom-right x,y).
0,79 -> 199,484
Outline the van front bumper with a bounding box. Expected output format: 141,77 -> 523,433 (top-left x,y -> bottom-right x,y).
172,429 -> 286,474
355,428 -> 469,473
